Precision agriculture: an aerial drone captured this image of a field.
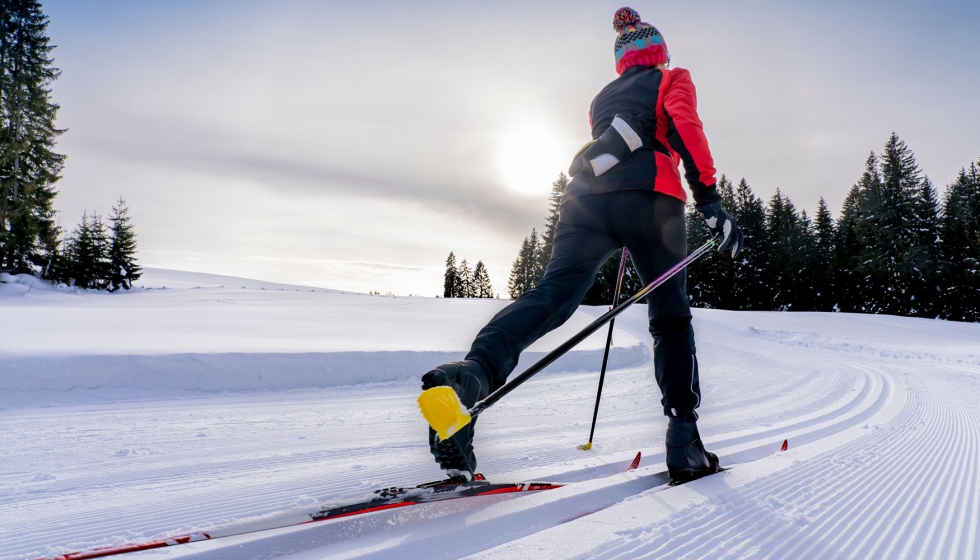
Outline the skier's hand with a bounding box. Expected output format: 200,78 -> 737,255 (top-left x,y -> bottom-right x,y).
696,202 -> 744,257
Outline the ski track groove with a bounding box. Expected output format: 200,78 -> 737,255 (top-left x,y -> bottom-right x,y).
2,360 -> 869,560
571,365 -> 883,559
2,361 -> 858,560
593,366 -> 889,559
179,361 -> 887,560
576,361 -> 980,560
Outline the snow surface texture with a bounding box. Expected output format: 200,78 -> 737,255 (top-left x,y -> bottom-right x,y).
3,270 -> 980,559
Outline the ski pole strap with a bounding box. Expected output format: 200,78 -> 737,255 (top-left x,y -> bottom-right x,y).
469,237 -> 718,418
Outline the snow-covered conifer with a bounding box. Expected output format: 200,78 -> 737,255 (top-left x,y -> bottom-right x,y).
108,197 -> 141,291
939,163 -> 980,321
537,173 -> 567,282
472,260 -> 493,298
457,259 -> 473,298
443,252 -> 459,298
811,198 -> 836,311
508,233 -> 540,299
731,178 -> 770,310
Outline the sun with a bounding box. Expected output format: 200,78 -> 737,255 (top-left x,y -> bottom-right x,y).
495,124 -> 574,197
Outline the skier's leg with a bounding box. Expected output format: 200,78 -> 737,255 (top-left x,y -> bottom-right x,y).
612,191 -> 718,482
465,195 -> 621,390
611,191 -> 698,413
424,195 -> 619,473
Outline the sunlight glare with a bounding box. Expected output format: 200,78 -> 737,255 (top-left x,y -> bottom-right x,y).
496,124 -> 573,197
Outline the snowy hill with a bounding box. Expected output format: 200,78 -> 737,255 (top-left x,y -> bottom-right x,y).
3,269 -> 980,559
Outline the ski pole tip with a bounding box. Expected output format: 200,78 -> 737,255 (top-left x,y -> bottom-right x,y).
417,386 -> 472,440
576,442 -> 593,451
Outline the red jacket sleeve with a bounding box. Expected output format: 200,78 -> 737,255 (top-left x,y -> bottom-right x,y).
663,68 -> 720,207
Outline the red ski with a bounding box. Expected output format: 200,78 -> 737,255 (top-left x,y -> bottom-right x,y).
40,475 -> 562,560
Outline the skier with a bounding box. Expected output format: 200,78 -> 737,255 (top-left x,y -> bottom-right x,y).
422,7 -> 743,483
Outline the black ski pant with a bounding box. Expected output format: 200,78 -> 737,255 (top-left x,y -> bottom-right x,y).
466,190 -> 701,415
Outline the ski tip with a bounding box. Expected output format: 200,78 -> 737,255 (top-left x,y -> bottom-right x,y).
626,451 -> 641,471
576,442 -> 593,451
780,439 -> 788,452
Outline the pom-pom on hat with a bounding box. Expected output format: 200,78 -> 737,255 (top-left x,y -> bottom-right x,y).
612,7 -> 669,75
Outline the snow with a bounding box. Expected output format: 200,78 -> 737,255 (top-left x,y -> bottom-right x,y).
3,269 -> 980,559
0,268 -> 642,407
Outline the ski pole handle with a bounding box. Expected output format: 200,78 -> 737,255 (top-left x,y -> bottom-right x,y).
468,237 -> 717,419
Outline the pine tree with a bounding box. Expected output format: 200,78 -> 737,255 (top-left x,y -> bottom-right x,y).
730,178 -> 769,310
508,233 -> 540,299
443,251 -> 459,298
906,177 -> 940,317
851,152 -> 887,313
0,0 -> 65,274
765,189 -> 811,310
536,172 -> 567,282
844,135 -> 932,317
67,212 -> 105,288
107,197 -> 140,291
457,259 -> 473,298
685,200 -> 714,308
472,260 -> 493,298
508,239 -> 527,299
870,133 -> 921,315
90,213 -> 111,289
835,184 -> 865,313
795,210 -> 819,311
939,162 -> 980,321
811,198 -> 836,311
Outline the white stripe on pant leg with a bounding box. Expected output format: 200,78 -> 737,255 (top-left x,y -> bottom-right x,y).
691,355 -> 700,409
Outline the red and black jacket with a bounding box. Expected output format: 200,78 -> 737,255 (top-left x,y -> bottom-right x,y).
564,65 -> 720,207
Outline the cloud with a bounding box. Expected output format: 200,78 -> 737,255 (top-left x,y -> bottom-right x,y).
70,112 -> 553,235
244,255 -> 429,273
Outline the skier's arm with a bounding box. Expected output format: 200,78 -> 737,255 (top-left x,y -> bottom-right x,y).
663,69 -> 721,207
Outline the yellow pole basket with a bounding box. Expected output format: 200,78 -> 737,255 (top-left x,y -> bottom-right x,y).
417,386 -> 472,440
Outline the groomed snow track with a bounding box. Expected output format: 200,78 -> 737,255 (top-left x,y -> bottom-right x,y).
4,285 -> 980,559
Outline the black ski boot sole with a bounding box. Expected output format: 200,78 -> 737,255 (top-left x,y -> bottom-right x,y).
668,465 -> 727,486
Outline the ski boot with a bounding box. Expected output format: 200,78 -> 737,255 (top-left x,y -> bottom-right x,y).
422,360 -> 490,474
665,408 -> 721,484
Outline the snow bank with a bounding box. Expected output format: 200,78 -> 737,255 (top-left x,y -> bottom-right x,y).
0,268 -> 647,407
0,346 -> 649,407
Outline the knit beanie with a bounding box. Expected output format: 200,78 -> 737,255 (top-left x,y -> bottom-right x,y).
613,7 -> 669,75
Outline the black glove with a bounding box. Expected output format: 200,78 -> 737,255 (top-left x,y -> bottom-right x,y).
696,202 -> 744,257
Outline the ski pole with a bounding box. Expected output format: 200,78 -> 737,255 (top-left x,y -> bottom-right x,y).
419,237 -> 718,440
578,248 -> 630,451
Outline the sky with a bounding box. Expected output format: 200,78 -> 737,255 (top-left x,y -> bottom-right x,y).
43,0 -> 980,296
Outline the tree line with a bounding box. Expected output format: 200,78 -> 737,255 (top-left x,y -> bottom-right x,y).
508,134 -> 980,322
443,251 -> 495,298
1,0 -> 141,290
